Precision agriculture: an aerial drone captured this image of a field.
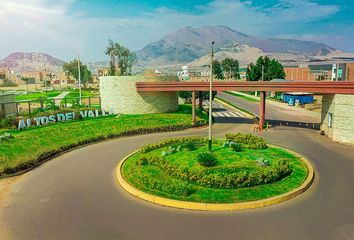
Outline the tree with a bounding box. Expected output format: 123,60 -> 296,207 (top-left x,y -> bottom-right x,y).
63,59 -> 92,86
221,58 -> 240,79
179,91 -> 217,104
246,56 -> 285,81
212,60 -> 224,80
105,40 -> 136,76
105,39 -> 116,76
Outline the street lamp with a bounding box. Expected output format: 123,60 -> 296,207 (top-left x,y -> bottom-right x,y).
77,53 -> 82,105
208,41 -> 215,152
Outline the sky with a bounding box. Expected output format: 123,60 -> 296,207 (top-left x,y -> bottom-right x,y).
0,0 -> 353,62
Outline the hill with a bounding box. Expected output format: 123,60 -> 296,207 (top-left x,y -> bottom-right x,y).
0,52 -> 65,72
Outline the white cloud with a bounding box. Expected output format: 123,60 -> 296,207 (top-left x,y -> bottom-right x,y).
0,0 -> 347,62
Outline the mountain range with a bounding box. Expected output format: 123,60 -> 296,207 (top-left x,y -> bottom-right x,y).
1,25 -> 353,73
136,25 -> 342,68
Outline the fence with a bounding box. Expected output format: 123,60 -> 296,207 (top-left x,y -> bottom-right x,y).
0,96 -> 101,118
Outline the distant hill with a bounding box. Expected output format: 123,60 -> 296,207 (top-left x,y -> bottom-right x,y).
0,52 -> 65,72
135,25 -> 338,68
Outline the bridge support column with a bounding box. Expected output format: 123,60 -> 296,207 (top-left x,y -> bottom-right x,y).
259,91 -> 266,131
198,91 -> 203,110
192,91 -> 196,125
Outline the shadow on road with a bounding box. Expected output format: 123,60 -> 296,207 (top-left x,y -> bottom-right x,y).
214,116 -> 320,130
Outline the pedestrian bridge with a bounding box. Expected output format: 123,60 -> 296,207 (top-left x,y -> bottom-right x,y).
136,81 -> 354,132
136,81 -> 354,94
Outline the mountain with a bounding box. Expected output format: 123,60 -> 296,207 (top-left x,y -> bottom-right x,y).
135,25 -> 337,68
0,52 -> 66,72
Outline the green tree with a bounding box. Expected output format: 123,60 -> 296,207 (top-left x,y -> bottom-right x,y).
246,56 -> 285,81
63,59 -> 92,86
105,40 -> 136,76
105,39 -> 117,76
212,60 -> 224,79
179,91 -> 217,104
221,58 -> 240,79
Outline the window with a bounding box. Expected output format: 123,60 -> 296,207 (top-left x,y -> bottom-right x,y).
328,112 -> 333,128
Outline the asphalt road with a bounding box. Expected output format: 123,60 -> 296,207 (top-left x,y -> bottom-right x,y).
218,92 -> 320,124
1,102 -> 354,239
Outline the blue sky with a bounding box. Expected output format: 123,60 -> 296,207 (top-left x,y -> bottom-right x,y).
0,0 -> 353,62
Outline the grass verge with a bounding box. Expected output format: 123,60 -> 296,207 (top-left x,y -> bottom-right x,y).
0,105 -> 207,177
225,91 -> 260,102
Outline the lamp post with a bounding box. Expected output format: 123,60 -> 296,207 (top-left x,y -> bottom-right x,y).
208,41 -> 215,152
77,53 -> 82,105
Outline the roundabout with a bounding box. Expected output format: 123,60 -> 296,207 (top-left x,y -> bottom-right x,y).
117,135 -> 314,211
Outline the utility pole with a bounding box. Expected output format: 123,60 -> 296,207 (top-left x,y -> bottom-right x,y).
77,53 -> 82,105
208,41 -> 215,153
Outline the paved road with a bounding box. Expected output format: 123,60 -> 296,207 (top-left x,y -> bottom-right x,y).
218,92 -> 320,124
1,104 -> 354,239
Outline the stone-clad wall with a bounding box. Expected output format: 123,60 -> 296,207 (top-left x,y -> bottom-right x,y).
321,94 -> 354,144
100,76 -> 178,114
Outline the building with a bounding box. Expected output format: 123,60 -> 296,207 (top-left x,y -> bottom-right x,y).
0,94 -> 16,119
284,63 -> 354,81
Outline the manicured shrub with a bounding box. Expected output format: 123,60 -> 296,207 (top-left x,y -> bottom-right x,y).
185,142 -> 197,151
230,142 -> 242,152
256,157 -> 270,167
136,155 -> 292,190
225,133 -> 267,149
161,151 -> 167,157
136,157 -> 148,166
0,116 -> 17,129
223,141 -> 230,148
197,152 -> 218,167
0,133 -> 15,142
141,137 -> 206,153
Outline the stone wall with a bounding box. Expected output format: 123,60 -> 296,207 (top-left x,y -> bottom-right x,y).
321,94 -> 354,144
100,76 -> 178,114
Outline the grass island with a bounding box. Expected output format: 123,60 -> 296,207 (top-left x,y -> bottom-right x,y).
119,134 -> 313,209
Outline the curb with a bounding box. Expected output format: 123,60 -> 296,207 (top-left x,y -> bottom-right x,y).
116,144 -> 314,211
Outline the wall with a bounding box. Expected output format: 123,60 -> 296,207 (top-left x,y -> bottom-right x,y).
100,76 -> 178,114
0,94 -> 16,119
321,94 -> 354,144
347,63 -> 354,81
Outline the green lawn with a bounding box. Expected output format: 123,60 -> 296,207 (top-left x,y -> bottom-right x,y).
0,105 -> 207,176
225,91 -> 260,102
15,89 -> 98,102
122,139 -> 308,203
15,91 -> 62,101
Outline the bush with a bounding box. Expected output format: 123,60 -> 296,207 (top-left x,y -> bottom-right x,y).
230,142 -> 242,152
184,142 -> 197,151
0,116 -> 18,129
197,152 -> 217,167
136,155 -> 292,189
0,132 -> 15,142
256,157 -> 270,167
225,133 -> 267,149
141,137 -> 206,153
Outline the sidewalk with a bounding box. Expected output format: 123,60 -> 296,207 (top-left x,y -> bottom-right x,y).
50,91 -> 69,105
